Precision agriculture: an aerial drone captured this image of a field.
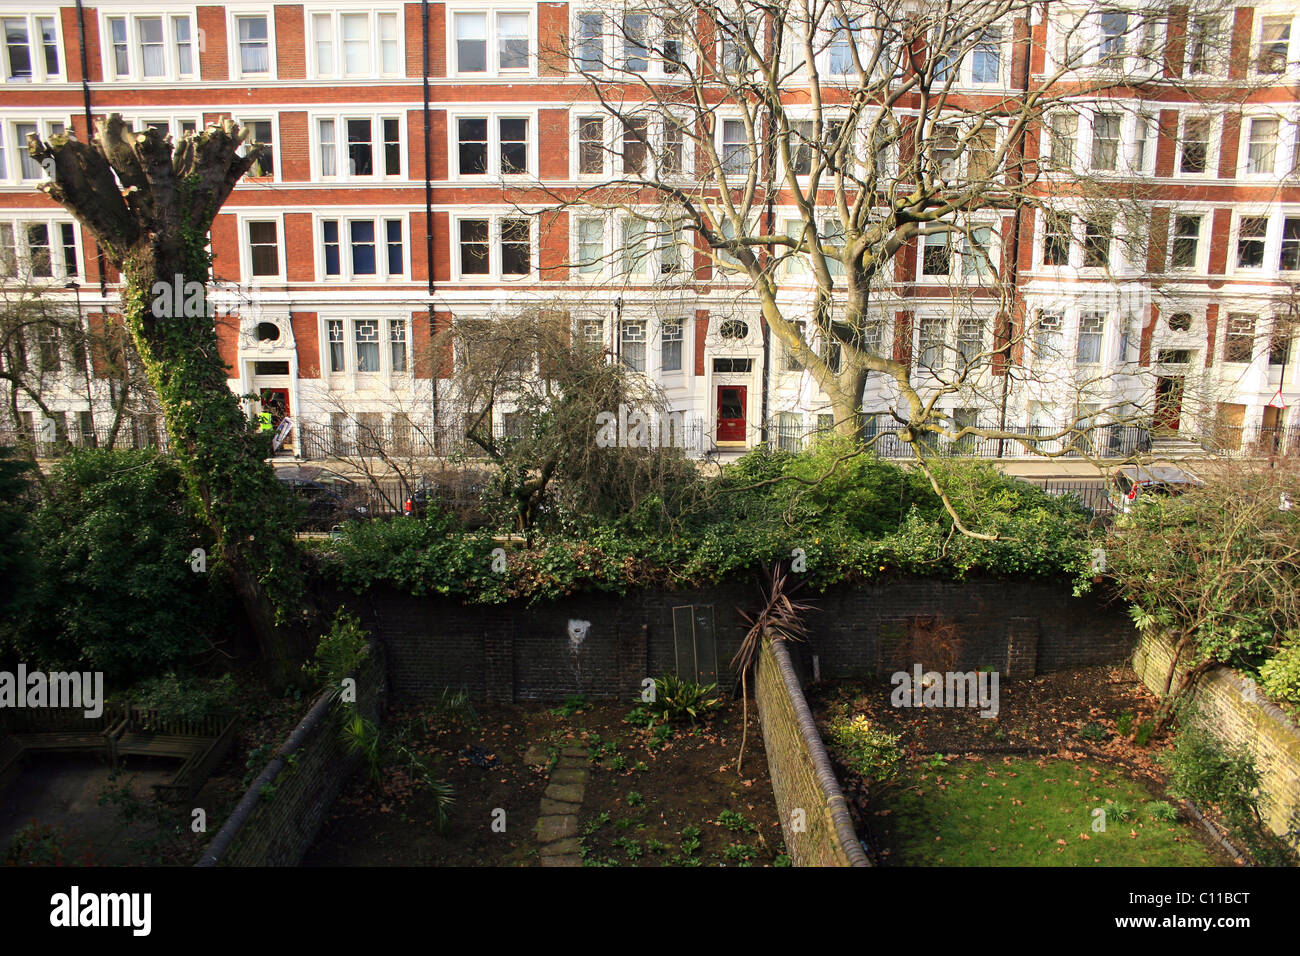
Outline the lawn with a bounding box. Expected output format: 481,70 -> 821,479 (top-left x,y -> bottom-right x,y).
873,755 -> 1227,866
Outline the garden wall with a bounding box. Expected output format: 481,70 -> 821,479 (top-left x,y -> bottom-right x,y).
339,577 -> 1136,703
1131,631 -> 1300,844
755,638 -> 870,867
196,648 -> 385,867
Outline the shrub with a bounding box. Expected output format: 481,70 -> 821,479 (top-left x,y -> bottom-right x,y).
825,711 -> 904,785
303,610 -> 370,690
1159,719 -> 1269,844
5,820 -> 84,866
1259,633 -> 1300,712
645,675 -> 723,725
126,673 -> 237,722
9,449 -> 224,682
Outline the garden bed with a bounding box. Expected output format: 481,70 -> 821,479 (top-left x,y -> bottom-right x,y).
304,697 -> 784,866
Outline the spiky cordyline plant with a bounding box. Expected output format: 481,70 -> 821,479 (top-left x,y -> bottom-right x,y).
732,564 -> 815,774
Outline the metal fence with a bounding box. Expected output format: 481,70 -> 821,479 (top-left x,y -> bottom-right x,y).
0,421 -> 170,458
297,414 -> 715,461
1014,478 -> 1114,516
1199,424 -> 1300,458
766,421 -> 1155,460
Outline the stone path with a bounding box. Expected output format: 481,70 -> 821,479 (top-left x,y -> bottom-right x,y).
529,744 -> 589,867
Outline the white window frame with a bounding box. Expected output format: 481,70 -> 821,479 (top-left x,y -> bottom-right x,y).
101,11 -> 198,83
311,112 -> 405,181
781,111 -> 854,182
448,7 -> 536,77
4,12 -> 63,83
933,22 -> 1010,88
717,115 -> 756,180
452,214 -> 537,281
1230,210 -> 1277,275
228,10 -> 276,80
4,116 -> 68,182
572,213 -> 607,279
659,317 -> 685,374
1252,11 -> 1296,78
1184,13 -> 1224,77
1175,112 -> 1218,178
449,109 -> 536,180
1049,6 -> 1165,74
235,116 -> 278,181
239,213 -> 285,282
315,213 -> 408,282
319,314 -> 410,381
307,8 -> 403,80
0,216 -> 80,281
1238,112 -> 1285,178
1167,208 -> 1210,273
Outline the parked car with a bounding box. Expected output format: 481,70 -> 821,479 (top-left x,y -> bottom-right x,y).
275,466 -> 372,530
1107,465 -> 1204,513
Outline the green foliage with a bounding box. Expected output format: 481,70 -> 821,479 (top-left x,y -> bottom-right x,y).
1106,466 -> 1300,680
126,673 -> 236,722
1134,721 -> 1155,747
7,449 -> 223,681
722,842 -> 758,864
303,610 -> 370,691
1116,712 -> 1135,737
612,836 -> 643,860
625,791 -> 644,808
825,709 -> 904,785
1077,722 -> 1108,742
0,450 -> 36,627
679,824 -> 702,856
773,852 -> 793,867
1105,799 -> 1137,823
1259,633 -> 1300,712
317,441 -> 1095,604
4,820 -> 90,866
717,809 -> 755,833
1155,716 -> 1294,864
1147,801 -> 1180,823
550,694 -> 588,718
341,713 -> 383,783
645,675 -> 723,725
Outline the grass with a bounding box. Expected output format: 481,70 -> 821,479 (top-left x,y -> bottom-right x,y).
875,757 -> 1223,867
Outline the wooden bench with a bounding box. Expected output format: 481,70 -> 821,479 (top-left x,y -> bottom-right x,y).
8,731 -> 113,753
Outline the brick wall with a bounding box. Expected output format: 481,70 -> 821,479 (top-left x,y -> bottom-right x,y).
756,638 -> 869,867
198,649 -> 385,866
1131,631 -> 1300,846
340,577 -> 1137,704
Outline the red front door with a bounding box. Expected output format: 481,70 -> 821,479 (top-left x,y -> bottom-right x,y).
260,388 -> 291,450
1154,376 -> 1183,431
716,386 -> 747,443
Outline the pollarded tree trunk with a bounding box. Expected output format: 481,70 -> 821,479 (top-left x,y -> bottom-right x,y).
30,116 -> 300,680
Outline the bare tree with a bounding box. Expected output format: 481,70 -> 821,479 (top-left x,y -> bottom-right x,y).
434,306 -> 699,535
537,0 -> 1253,525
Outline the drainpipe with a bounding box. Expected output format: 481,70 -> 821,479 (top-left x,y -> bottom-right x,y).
422,0 -> 438,431
73,0 -> 107,299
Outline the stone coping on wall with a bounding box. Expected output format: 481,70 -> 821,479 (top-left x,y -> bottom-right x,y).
756,637 -> 870,867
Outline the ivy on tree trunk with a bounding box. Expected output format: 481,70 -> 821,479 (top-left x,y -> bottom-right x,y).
29,115 -> 301,678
